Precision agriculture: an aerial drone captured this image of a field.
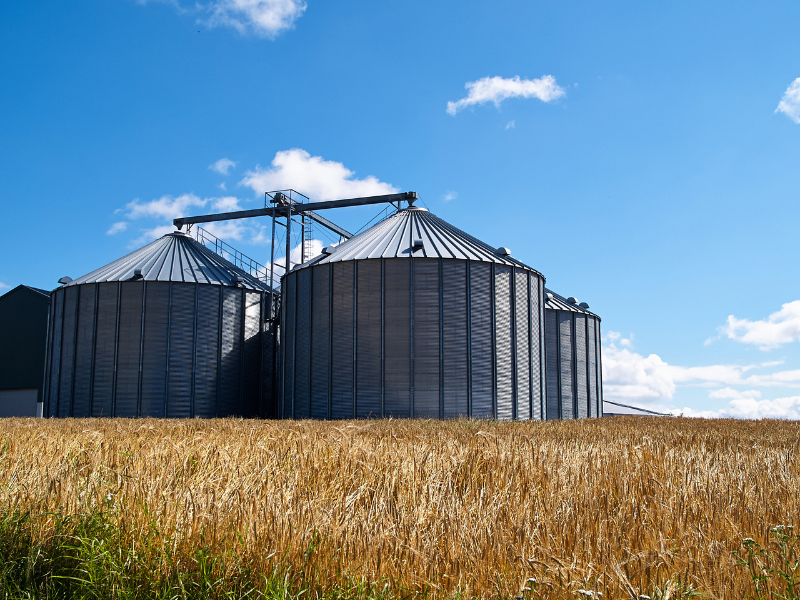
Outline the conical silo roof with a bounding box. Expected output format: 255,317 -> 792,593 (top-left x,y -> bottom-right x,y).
65,231 -> 271,291
545,288 -> 600,319
298,206 -> 543,276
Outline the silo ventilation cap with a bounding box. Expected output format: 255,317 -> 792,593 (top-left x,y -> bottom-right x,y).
496,247 -> 511,256
545,292 -> 554,300
231,274 -> 242,286
132,269 -> 144,280
412,238 -> 424,249
58,276 -> 73,285
321,247 -> 333,255
579,301 -> 590,309
567,297 -> 578,304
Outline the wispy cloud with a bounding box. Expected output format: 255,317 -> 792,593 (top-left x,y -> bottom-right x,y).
710,300 -> 800,350
139,0 -> 305,38
106,222 -> 129,235
777,77 -> 800,124
209,158 -> 237,175
443,191 -> 458,202
505,120 -> 515,129
446,75 -> 565,116
240,149 -> 398,201
0,281 -> 9,291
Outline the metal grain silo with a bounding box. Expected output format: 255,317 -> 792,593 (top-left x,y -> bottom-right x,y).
544,289 -> 603,420
43,231 -> 277,418
278,206 -> 546,420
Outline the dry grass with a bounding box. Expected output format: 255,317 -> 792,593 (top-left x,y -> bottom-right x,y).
0,416 -> 798,598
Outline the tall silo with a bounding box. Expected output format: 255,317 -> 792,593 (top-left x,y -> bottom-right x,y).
544,289 -> 603,420
278,206 -> 546,420
43,231 -> 277,418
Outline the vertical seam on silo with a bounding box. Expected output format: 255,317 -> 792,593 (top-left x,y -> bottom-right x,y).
137,282 -> 145,418
556,310 -> 562,420
53,290 -> 65,417
165,282 -> 173,419
112,282 -> 121,417
491,263 -> 497,419
466,260 -> 472,418
511,269 -> 517,421
352,260 -> 358,419
571,312 -> 578,419
527,272 -> 533,421
89,284 -> 98,416
239,287 -> 246,418
191,284 -> 198,418
380,258 -> 385,419
216,285 -> 223,418
292,274 -> 298,419
410,254 -> 415,418
42,294 -> 54,417
597,321 -> 603,417
327,263 -> 333,420
438,258 -> 444,420
70,287 -> 80,417
307,270 -> 313,420
585,315 -> 591,418
540,278 -> 546,420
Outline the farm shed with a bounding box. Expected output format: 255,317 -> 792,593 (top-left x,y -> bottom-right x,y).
278,206 -> 547,420
43,231 -> 278,418
0,285 -> 50,417
544,289 -> 603,420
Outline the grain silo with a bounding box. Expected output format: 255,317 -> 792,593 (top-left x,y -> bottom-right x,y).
278,206 -> 546,420
544,289 -> 603,420
43,231 -> 277,418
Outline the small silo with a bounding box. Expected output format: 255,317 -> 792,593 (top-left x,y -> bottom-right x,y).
278,206 -> 546,420
544,289 -> 603,420
43,231 -> 277,418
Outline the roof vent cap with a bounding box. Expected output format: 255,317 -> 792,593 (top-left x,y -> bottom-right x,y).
545,292 -> 554,300
57,276 -> 73,285
132,269 -> 144,280
567,297 -> 578,304
497,247 -> 511,256
412,238 -> 424,249
231,274 -> 242,286
321,246 -> 333,255
579,301 -> 590,309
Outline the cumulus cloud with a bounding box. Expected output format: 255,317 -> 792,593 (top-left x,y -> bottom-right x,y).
776,78 -> 800,124
106,222 -> 129,235
125,194 -> 207,221
203,0 -> 306,37
209,158 -> 237,175
240,149 -> 398,201
714,300 -> 800,350
681,395 -> 800,420
708,387 -> 761,400
446,75 -> 565,116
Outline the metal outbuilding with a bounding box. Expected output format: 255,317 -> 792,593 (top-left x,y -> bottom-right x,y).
544,289 -> 603,420
278,206 -> 546,420
43,231 -> 277,418
0,285 -> 51,417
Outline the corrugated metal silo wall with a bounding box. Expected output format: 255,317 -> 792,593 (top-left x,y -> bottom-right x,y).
43,282 -> 274,418
543,309 -> 603,419
279,258 -> 545,420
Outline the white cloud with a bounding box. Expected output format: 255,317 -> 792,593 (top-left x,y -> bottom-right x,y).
125,194 -> 207,221
0,282 -> 9,291
209,158 -> 237,175
219,182 -> 227,190
203,0 -> 306,38
443,191 -> 458,202
106,221 -> 129,235
716,300 -> 800,350
708,387 -> 761,400
681,395 -> 800,420
776,78 -> 800,124
446,75 -> 565,116
505,120 -> 515,129
240,149 -> 398,201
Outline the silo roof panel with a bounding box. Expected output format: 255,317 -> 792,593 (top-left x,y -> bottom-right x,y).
545,288 -> 600,319
65,232 -> 272,292
296,206 -> 543,276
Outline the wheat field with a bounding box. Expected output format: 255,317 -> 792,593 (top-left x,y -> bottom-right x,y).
0,416 -> 798,598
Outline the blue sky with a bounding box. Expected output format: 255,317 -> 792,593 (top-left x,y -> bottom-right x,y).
2,0 -> 800,418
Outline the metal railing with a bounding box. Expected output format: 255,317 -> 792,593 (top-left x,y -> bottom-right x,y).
191,226 -> 269,283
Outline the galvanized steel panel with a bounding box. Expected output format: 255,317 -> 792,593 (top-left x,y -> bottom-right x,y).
115,282 -> 143,417
545,309 -> 559,420
140,283 -> 169,417
515,270 -> 530,420
530,274 -> 542,421
282,274 -> 296,418
575,314 -> 588,419
294,269 -> 312,418
57,286 -> 78,417
92,283 -> 118,417
494,266 -> 513,420
167,283 -> 195,418
356,260 -> 381,418
72,284 -> 96,417
219,287 -> 243,416
310,265 -> 331,419
383,259 -> 411,418
194,285 -> 220,417
242,291 -> 262,418
413,259 -> 440,418
587,317 -> 598,418
469,262 -> 493,418
261,319 -> 278,418
47,289 -> 63,418
331,262 -> 354,419
558,311 -> 574,420
442,260 -> 468,419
